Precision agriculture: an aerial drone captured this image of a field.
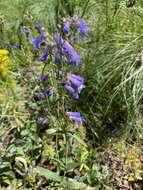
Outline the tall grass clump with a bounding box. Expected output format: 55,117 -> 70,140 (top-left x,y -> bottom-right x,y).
76,0 -> 143,143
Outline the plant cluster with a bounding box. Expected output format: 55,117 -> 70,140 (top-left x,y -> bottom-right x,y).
0,0 -> 143,189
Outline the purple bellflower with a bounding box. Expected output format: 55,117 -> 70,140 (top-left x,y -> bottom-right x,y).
37,88 -> 53,100
38,74 -> 47,82
72,35 -> 79,42
54,33 -> 63,64
68,74 -> 84,84
21,27 -> 29,37
62,41 -> 80,65
64,83 -> 75,94
54,33 -> 62,45
63,83 -> 79,99
38,116 -> 47,125
54,47 -> 60,64
64,74 -> 85,99
39,46 -> 50,62
44,88 -> 53,96
9,45 -> 22,50
67,112 -> 84,125
54,34 -> 80,65
68,74 -> 85,93
78,18 -> 90,38
9,45 -> 17,50
63,20 -> 70,33
30,34 -> 44,53
37,91 -> 45,99
17,45 -> 22,49
54,33 -> 62,63
35,22 -> 42,30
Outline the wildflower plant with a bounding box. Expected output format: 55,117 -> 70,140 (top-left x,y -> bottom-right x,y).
1,12 -> 90,187
26,16 -> 89,127
20,16 -> 90,173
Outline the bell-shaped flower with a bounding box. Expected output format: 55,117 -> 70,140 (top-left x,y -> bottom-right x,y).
63,20 -> 70,33
54,33 -> 62,45
64,83 -> 75,94
54,47 -> 60,64
9,45 -> 22,50
67,112 -> 84,124
37,88 -> 53,100
72,35 -> 79,42
21,27 -> 29,37
63,83 -> 79,99
77,84 -> 86,94
38,116 -> 47,125
38,74 -> 47,82
35,22 -> 42,30
30,34 -> 44,52
62,41 -> 80,65
78,18 -> 90,38
64,74 -> 85,99
39,46 -> 50,62
68,74 -> 85,93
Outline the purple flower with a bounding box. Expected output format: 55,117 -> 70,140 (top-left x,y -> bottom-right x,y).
78,18 -> 89,38
67,112 -> 84,124
37,91 -> 45,99
71,52 -> 80,66
38,74 -> 47,81
68,74 -> 85,92
72,35 -> 79,42
38,116 -> 47,125
54,34 -> 80,65
68,74 -> 84,83
69,76 -> 82,86
63,83 -> 79,99
39,46 -> 50,62
64,74 -> 85,99
21,27 -> 29,37
37,88 -> 53,100
54,47 -> 60,64
55,55 -> 60,64
9,45 -> 17,50
67,59 -> 74,65
63,21 -> 70,33
54,33 -> 62,45
30,34 -> 44,52
77,84 -> 86,93
62,41 -> 80,65
43,88 -> 53,96
17,45 -> 22,49
35,22 -> 42,30
9,45 -> 22,50
64,83 -> 75,94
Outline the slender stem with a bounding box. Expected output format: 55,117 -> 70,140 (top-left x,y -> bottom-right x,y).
65,132 -> 68,173
81,0 -> 90,18
105,0 -> 109,28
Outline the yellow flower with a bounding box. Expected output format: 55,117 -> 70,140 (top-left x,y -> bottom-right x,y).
0,49 -> 9,76
0,49 -> 9,55
79,163 -> 89,172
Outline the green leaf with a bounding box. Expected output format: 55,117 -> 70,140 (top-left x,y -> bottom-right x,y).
64,178 -> 87,190
46,128 -> 57,135
33,167 -> 93,190
33,166 -> 61,182
66,162 -> 80,170
72,134 -> 87,147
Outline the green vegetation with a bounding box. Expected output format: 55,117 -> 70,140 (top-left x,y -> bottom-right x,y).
0,0 -> 143,189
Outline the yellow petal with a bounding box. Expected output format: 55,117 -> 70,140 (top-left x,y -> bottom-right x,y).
0,49 -> 9,55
